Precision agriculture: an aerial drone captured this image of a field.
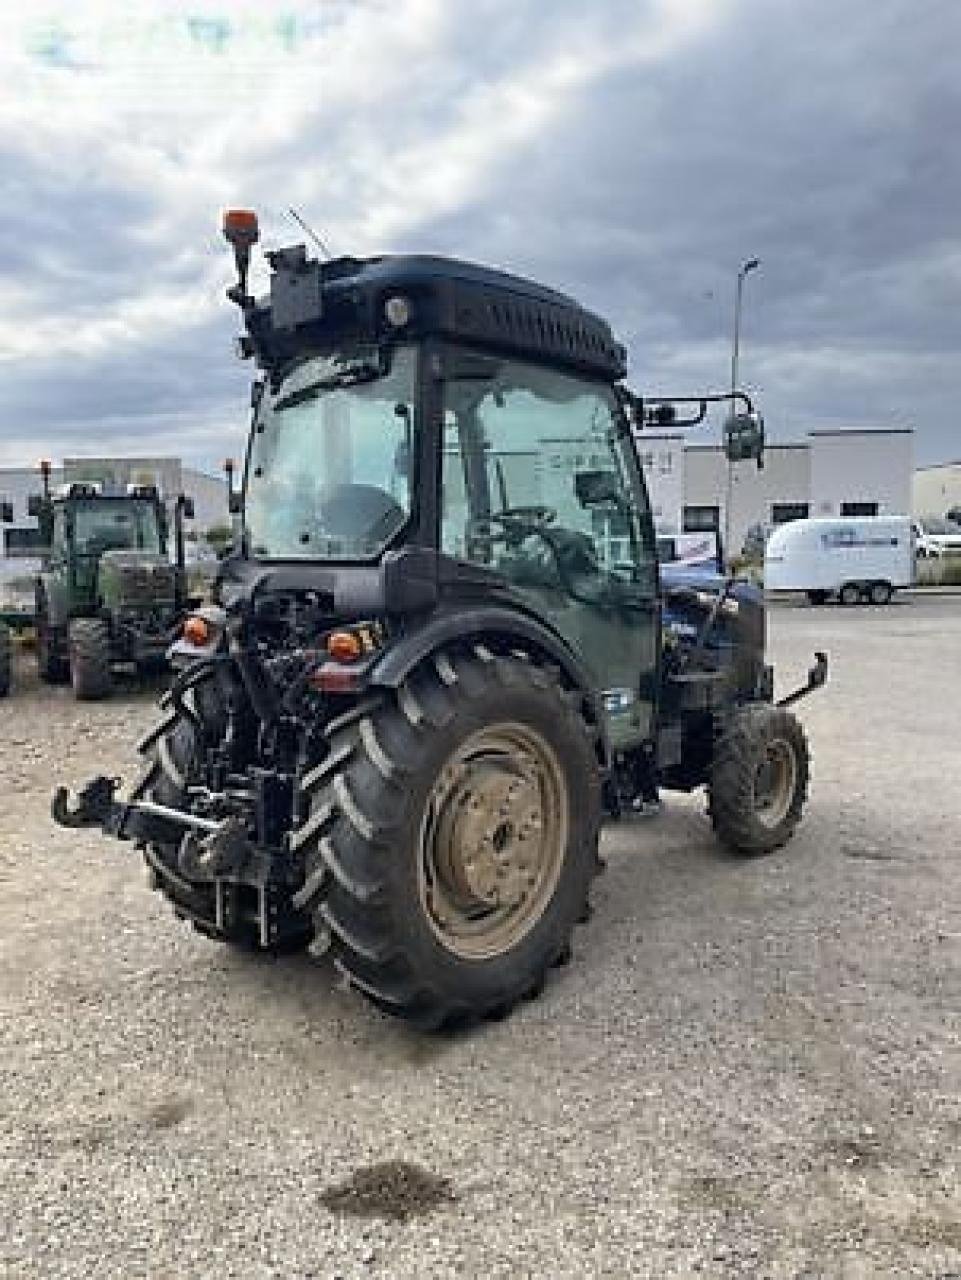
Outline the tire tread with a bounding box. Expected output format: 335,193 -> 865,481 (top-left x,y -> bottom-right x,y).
293,648 -> 601,1027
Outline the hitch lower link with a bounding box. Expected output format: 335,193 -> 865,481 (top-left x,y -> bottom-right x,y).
51,775 -> 252,881
777,650 -> 829,709
53,774 -> 217,838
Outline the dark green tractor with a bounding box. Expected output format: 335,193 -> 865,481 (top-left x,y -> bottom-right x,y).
53,210 -> 826,1027
30,466 -> 195,699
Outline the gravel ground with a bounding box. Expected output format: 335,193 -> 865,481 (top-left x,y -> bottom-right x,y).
1,597 -> 959,1279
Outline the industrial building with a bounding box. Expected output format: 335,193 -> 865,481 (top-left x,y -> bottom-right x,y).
0,458 -> 229,562
638,427 -> 914,554
913,461 -> 961,519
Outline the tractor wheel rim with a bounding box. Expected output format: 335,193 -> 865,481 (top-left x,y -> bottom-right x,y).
418,721 -> 568,960
752,737 -> 797,829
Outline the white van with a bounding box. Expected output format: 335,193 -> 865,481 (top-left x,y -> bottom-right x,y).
764,516 -> 914,605
911,517 -> 961,559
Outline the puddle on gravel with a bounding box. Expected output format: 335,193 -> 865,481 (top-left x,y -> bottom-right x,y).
145,1097 -> 193,1130
822,1132 -> 885,1170
320,1160 -> 456,1221
841,841 -> 899,862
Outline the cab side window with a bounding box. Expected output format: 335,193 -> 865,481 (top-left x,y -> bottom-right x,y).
441,358 -> 655,594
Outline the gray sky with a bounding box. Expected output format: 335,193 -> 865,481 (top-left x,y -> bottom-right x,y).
1,0 -> 958,471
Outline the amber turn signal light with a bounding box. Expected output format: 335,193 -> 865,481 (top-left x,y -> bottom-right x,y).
183,616 -> 211,647
222,208 -> 259,246
326,630 -> 363,663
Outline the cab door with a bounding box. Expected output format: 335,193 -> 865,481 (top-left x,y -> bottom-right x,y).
440,351 -> 659,750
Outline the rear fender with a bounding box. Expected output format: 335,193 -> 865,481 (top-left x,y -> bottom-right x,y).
369,606 -> 606,756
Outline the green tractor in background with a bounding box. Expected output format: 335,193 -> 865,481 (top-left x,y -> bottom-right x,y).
29,463 -> 196,699
0,497 -> 18,697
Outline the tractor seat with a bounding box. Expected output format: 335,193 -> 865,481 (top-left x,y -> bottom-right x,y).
316,484 -> 406,541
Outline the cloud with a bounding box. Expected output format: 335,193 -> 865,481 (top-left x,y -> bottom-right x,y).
0,0 -> 958,471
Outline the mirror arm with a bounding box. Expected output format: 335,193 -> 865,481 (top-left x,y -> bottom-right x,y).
619,387 -> 756,429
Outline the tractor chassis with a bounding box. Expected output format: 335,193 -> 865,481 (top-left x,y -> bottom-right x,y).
52,766 -> 310,949
51,649 -> 828,946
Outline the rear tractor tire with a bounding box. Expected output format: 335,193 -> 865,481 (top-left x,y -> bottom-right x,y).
806,590 -> 828,606
708,704 -> 810,855
68,618 -> 113,701
0,624 -> 11,698
838,583 -> 861,606
293,648 -> 603,1028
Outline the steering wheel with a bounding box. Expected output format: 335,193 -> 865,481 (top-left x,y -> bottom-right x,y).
479,506 -> 557,551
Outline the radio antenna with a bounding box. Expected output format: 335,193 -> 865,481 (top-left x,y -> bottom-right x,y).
287,207 -> 333,260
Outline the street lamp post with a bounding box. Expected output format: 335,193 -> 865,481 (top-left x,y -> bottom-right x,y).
724,256 -> 760,563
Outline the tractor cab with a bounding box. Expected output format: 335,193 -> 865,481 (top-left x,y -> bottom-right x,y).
219,215 -> 670,751
39,484 -> 168,607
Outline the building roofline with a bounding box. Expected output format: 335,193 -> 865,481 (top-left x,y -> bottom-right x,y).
684,442 -> 808,452
915,460 -> 961,471
806,428 -> 913,437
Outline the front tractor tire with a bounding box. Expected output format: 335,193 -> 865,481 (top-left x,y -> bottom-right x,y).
294,649 -> 602,1029
68,619 -> 113,701
708,705 -> 810,855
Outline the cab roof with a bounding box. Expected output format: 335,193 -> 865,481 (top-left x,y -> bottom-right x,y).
243,248 -> 627,383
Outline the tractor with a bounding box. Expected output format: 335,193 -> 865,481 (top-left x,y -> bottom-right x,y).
53,210 -> 827,1027
30,465 -> 196,699
0,496 -> 23,697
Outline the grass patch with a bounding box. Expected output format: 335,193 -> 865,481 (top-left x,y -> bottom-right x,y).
916,558 -> 961,586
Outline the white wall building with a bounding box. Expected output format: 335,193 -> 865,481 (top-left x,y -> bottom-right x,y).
633,433 -> 685,531
913,461 -> 961,519
638,427 -> 913,554
807,430 -> 913,520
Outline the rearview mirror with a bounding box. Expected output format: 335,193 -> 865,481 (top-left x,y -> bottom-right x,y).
181,496 -> 195,520
27,494 -> 44,518
0,500 -> 12,523
724,411 -> 765,468
575,470 -> 621,507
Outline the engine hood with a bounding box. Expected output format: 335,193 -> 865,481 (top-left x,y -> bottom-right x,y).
98,550 -> 177,610
99,550 -> 171,570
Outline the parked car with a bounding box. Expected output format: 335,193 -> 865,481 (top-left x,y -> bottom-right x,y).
765,516 -> 914,605
912,517 -> 961,558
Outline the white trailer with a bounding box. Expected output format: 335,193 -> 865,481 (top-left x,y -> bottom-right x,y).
764,516 -> 914,605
